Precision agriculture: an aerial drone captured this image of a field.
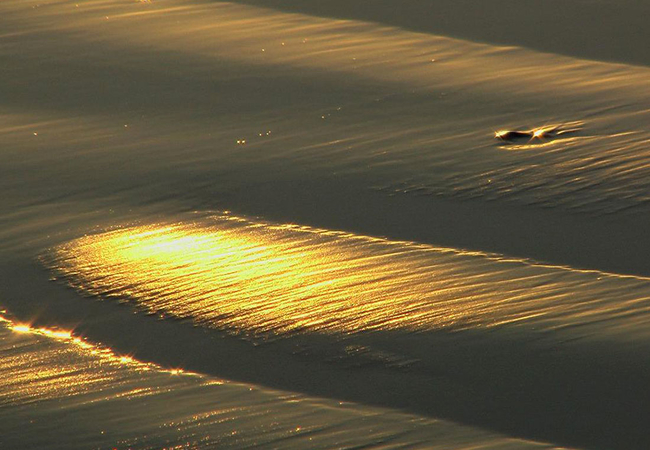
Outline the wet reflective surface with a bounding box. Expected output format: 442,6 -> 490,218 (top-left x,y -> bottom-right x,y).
2,0 -> 650,448
45,214 -> 650,342
0,314 -> 562,450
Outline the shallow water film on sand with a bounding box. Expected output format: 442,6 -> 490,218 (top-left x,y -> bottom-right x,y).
3,315 -> 565,449
2,0 -> 650,448
45,214 -> 650,340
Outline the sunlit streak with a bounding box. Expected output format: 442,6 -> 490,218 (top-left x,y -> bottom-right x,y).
0,313 -> 549,449
0,315 -> 164,373
43,215 -> 650,341
11,324 -> 31,334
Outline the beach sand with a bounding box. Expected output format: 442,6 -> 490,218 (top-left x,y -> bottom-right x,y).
1,0 -> 649,448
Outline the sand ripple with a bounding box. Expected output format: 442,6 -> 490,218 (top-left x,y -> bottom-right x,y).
44,214 -> 650,342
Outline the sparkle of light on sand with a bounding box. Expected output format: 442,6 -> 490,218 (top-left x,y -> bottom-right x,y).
0,315 -> 558,449
45,215 -> 650,340
0,315 -> 159,374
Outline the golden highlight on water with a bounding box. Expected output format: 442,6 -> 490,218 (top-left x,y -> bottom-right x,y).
44,215 -> 650,341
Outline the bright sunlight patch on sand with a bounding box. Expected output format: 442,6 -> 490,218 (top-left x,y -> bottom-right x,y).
0,314 -> 560,450
45,214 -> 650,341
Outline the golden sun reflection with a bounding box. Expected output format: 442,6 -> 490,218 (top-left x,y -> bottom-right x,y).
44,215 -> 650,340
9,322 -> 72,340
494,123 -> 582,145
0,314 -> 164,374
11,324 -> 31,333
0,313 -> 553,449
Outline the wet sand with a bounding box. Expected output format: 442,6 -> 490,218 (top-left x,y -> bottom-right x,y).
1,0 -> 649,448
